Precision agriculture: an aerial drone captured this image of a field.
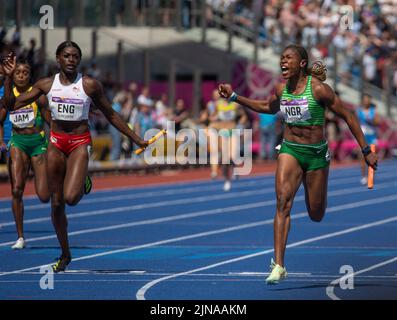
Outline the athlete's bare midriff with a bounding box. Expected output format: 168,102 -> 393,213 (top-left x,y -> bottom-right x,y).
51,120 -> 89,134
12,126 -> 43,135
284,124 -> 325,144
209,120 -> 236,130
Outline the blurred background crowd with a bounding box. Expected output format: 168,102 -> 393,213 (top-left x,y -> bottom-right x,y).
1,0 -> 396,167
208,0 -> 397,94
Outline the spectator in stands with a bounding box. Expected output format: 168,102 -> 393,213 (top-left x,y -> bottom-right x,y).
87,61 -> 101,79
182,0 -> 192,29
206,0 -> 396,94
26,38 -> 38,81
109,90 -> 127,161
126,81 -> 139,108
356,93 -> 380,185
116,0 -> 125,26
172,98 -> 189,133
102,71 -> 116,102
137,86 -> 151,107
134,95 -> 156,160
155,93 -> 171,130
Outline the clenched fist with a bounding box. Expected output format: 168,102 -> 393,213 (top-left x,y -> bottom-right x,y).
218,84 -> 233,99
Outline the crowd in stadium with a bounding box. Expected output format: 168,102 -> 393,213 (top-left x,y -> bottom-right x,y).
208,0 -> 397,94
1,0 -> 395,164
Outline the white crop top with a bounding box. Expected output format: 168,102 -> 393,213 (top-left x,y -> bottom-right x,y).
47,73 -> 92,121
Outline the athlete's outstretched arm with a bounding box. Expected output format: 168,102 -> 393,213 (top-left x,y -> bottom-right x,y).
2,55 -> 49,110
37,95 -> 52,126
218,83 -> 282,114
315,82 -> 378,169
85,77 -> 148,148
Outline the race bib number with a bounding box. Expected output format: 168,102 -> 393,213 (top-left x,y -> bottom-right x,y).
9,107 -> 35,128
280,97 -> 311,123
52,97 -> 84,121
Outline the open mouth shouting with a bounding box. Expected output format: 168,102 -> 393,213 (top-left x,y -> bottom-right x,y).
281,65 -> 289,78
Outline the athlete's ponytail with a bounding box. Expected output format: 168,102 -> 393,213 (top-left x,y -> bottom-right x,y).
308,60 -> 327,82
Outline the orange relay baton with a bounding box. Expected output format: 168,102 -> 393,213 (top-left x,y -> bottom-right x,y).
367,144 -> 376,189
135,130 -> 167,155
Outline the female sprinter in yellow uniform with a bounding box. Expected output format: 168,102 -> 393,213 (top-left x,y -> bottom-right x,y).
207,92 -> 247,191
7,61 -> 50,249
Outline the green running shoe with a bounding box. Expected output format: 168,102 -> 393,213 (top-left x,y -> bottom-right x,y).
52,255 -> 72,273
266,258 -> 287,285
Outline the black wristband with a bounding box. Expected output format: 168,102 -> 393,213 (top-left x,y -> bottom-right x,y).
361,145 -> 371,156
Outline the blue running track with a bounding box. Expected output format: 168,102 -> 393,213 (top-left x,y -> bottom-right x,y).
0,160 -> 396,300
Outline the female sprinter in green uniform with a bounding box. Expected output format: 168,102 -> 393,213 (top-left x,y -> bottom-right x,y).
218,44 -> 378,284
7,61 -> 51,249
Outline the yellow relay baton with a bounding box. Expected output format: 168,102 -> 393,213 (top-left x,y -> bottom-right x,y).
135,129 -> 167,155
367,144 -> 376,189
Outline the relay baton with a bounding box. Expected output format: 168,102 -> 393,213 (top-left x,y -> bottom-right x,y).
135,130 -> 167,155
367,144 -> 376,189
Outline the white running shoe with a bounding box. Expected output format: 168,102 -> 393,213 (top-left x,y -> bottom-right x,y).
223,180 -> 231,192
11,237 -> 26,250
360,177 -> 368,185
266,258 -> 287,284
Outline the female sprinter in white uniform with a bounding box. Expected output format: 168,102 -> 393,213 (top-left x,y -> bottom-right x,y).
2,42 -> 148,272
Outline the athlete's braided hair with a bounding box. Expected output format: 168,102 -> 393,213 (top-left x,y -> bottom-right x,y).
309,60 -> 327,82
284,44 -> 327,82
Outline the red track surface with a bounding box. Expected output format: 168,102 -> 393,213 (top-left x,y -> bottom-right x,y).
0,161 -> 358,199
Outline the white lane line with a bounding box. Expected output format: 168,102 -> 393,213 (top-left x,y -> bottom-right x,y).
0,179 -> 271,214
0,164 -> 364,203
135,215 -> 397,300
2,175 -> 397,229
0,219 -> 276,276
0,173 -> 272,203
1,187 -> 397,248
4,270 -> 397,279
0,200 -> 275,247
325,256 -> 397,300
0,161 -> 395,203
2,277 -> 397,285
2,193 -> 397,282
0,165 -> 395,208
0,188 -> 273,227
